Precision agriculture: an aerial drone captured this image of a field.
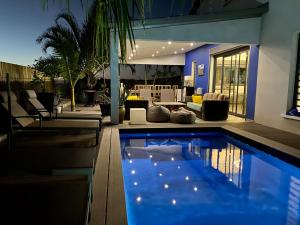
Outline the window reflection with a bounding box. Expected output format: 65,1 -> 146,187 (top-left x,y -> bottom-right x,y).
287,176 -> 300,225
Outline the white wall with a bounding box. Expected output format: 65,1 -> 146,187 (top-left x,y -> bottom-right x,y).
127,54 -> 185,65
255,0 -> 300,134
133,17 -> 262,44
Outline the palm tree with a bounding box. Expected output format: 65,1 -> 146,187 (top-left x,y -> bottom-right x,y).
41,0 -> 152,63
37,1 -> 109,111
37,14 -> 83,111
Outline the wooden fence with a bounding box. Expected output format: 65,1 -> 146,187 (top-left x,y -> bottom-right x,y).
0,61 -> 36,82
0,61 -> 56,95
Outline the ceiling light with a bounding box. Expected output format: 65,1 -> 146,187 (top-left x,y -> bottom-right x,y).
190,42 -> 194,46
162,46 -> 166,49
174,51 -> 177,54
152,54 -> 155,57
172,199 -> 176,205
181,48 -> 185,51
130,53 -> 134,57
164,184 -> 169,189
135,44 -> 139,48
128,57 -> 131,60
131,170 -> 136,175
133,49 -> 136,53
156,51 -> 159,54
168,41 -> 172,45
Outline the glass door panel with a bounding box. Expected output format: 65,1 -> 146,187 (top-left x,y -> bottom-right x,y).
213,48 -> 249,117
222,56 -> 232,97
215,57 -> 223,94
230,54 -> 238,113
237,52 -> 248,115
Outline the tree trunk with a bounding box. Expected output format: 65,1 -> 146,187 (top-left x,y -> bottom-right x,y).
71,86 -> 75,111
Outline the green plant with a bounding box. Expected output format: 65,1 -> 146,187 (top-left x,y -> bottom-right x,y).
33,57 -> 62,78
37,4 -> 109,111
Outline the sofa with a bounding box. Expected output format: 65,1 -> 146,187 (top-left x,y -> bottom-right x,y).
185,93 -> 229,121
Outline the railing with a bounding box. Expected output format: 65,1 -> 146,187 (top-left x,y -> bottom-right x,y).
131,84 -> 179,98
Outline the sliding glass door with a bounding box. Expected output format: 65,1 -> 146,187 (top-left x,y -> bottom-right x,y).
214,47 -> 249,117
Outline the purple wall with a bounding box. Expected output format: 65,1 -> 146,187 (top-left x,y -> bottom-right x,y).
184,44 -> 218,94
246,45 -> 259,120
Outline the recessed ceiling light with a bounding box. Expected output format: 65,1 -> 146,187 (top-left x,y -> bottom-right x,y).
156,51 -> 159,54
162,46 -> 166,49
168,41 -> 172,45
190,42 -> 194,46
130,53 -> 133,57
133,49 -> 136,53
128,57 -> 131,60
135,44 -> 139,48
181,48 -> 185,51
174,51 -> 177,54
152,54 -> 155,57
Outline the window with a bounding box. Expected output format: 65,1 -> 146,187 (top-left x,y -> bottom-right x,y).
294,34 -> 300,112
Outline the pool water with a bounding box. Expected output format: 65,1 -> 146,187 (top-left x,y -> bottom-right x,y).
120,132 -> 300,225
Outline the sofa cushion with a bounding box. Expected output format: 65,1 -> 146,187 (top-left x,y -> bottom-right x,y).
170,108 -> 196,124
192,95 -> 203,104
203,93 -> 228,101
147,106 -> 170,122
127,95 -> 140,100
187,102 -> 202,112
218,94 -> 226,100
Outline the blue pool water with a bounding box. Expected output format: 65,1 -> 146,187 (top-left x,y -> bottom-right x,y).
120,132 -> 300,225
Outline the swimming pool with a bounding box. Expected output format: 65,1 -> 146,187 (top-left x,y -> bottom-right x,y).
120,131 -> 300,225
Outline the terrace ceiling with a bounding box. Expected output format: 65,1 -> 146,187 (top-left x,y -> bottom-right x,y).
125,40 -> 204,62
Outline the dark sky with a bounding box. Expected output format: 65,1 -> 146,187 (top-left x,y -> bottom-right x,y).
0,0 -> 87,66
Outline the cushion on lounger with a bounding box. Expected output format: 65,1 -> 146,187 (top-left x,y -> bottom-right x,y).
147,105 -> 170,122
25,90 -> 38,99
0,91 -> 17,103
170,108 -> 196,124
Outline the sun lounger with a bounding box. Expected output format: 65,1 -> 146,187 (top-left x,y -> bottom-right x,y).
24,90 -> 102,127
0,91 -> 100,145
0,175 -> 89,225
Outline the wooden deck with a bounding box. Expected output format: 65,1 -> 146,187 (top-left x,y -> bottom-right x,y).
0,118 -> 299,225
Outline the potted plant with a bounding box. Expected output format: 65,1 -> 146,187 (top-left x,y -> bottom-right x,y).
119,83 -> 128,123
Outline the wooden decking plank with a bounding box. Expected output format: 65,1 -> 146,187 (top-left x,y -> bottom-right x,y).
106,127 -> 128,225
90,127 -> 112,225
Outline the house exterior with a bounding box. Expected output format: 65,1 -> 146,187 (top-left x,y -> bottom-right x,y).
110,0 -> 300,135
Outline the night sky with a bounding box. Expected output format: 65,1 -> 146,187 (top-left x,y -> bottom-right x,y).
0,0 -> 87,66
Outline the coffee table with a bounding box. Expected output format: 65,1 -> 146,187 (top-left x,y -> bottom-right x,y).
153,102 -> 186,110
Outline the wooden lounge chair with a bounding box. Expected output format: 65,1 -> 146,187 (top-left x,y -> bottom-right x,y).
160,89 -> 175,102
24,90 -> 102,126
0,91 -> 100,145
